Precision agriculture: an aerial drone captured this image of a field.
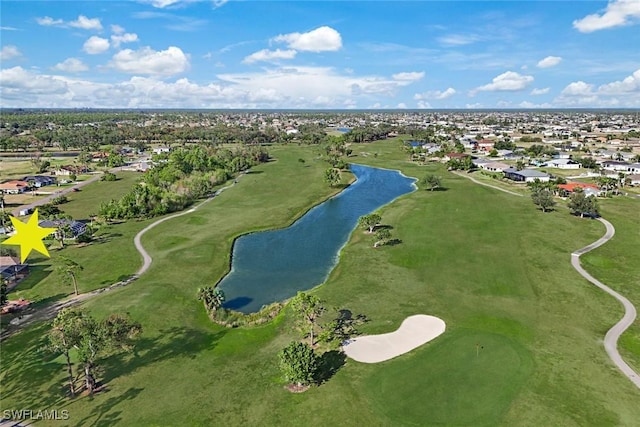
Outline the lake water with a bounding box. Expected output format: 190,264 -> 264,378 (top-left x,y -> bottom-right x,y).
218,164 -> 417,313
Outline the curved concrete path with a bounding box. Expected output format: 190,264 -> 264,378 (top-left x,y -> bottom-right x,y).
452,171 -> 523,197
0,176 -> 244,341
571,218 -> 640,389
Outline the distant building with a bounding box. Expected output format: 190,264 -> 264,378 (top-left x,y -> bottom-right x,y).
22,175 -> 56,187
0,180 -> 29,194
503,168 -> 551,183
153,146 -> 172,154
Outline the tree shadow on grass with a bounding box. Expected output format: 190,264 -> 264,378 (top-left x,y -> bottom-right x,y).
72,387 -> 144,427
386,239 -> 403,246
100,326 -> 227,385
376,224 -> 394,231
0,324 -> 71,410
315,350 -> 346,385
11,264 -> 53,292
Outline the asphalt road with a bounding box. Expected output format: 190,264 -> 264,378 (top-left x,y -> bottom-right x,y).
571,217 -> 640,389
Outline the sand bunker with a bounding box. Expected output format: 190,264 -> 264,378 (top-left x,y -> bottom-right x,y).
343,314 -> 445,363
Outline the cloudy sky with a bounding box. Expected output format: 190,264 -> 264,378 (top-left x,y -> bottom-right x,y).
1,0 -> 640,109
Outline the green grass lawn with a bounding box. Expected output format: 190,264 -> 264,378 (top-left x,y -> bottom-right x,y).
1,141 -> 639,426
60,171 -> 142,220
5,171 -> 146,305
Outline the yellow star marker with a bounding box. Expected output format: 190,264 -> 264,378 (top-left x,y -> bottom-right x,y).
2,209 -> 57,263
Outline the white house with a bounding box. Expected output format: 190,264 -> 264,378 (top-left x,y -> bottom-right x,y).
480,162 -> 510,172
545,159 -> 581,169
152,146 -> 172,155
627,163 -> 640,174
503,168 -> 551,183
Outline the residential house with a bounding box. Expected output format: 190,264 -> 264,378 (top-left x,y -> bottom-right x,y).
627,163 -> 640,174
477,139 -> 495,152
627,174 -> 640,186
480,162 -> 510,172
558,183 -> 601,197
39,219 -> 87,238
54,165 -> 89,176
0,256 -> 29,290
443,152 -> 470,162
0,180 -> 30,194
152,146 -> 172,154
22,175 -> 56,187
545,159 -> 581,169
503,168 -> 551,183
601,160 -> 630,172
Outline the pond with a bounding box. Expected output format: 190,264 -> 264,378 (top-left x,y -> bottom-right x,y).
218,164 -> 417,313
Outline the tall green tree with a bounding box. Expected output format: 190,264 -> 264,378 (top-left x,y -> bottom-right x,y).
56,256 -> 84,295
358,213 -> 381,233
373,228 -> 391,248
279,341 -> 317,388
324,168 -> 341,187
531,188 -> 556,212
48,309 -> 141,396
567,189 -> 599,218
423,174 -> 442,191
48,309 -> 84,397
291,292 -> 326,347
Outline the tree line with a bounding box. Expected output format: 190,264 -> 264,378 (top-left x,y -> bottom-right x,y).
98,145 -> 269,220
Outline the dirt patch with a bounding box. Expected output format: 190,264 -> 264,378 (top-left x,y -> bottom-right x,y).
284,384 -> 310,393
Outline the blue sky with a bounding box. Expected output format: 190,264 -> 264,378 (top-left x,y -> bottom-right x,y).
1,0 -> 640,109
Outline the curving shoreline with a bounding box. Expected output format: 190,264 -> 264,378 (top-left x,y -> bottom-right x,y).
570,218 -> 640,389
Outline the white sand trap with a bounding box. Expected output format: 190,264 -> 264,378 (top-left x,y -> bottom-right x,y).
343,314 -> 445,363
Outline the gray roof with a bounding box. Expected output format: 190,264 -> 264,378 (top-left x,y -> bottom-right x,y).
503,168 -> 550,178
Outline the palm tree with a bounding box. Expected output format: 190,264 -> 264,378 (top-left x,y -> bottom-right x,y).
197,286 -> 225,312
56,256 -> 83,296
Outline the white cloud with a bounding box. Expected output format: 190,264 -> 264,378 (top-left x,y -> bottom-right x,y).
242,49 -> 297,64
36,16 -> 64,26
519,101 -> 553,108
140,0 -> 209,7
272,26 -> 342,52
0,45 -> 21,60
553,71 -> 640,107
111,24 -> 125,34
392,71 -> 425,82
573,0 -> 640,33
537,56 -> 562,68
472,71 -> 534,94
109,46 -> 190,77
414,87 -> 456,100
52,58 -> 89,73
396,103 -> 407,109
530,87 -> 550,95
417,100 -> 432,109
560,81 -> 594,96
111,33 -> 139,48
437,34 -> 482,46
0,26 -> 20,31
598,68 -> 640,94
0,67 -> 69,102
83,36 -> 110,54
69,15 -> 103,31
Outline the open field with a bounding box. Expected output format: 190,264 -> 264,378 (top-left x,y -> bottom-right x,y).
1,140 -> 639,426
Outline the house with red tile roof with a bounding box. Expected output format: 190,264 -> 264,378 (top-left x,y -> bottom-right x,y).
0,180 -> 30,194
